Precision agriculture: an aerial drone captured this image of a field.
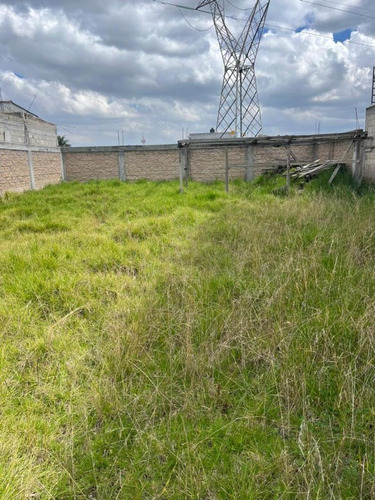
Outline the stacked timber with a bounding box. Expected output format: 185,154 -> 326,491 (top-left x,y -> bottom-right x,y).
291,159 -> 339,179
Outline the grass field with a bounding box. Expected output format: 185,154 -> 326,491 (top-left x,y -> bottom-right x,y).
0,173 -> 374,499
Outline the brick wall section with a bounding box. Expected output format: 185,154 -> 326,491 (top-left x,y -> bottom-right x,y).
188,140 -> 355,182
254,144 -> 314,168
62,132 -> 365,185
190,147 -> 246,182
126,150 -> 179,181
0,150 -> 31,194
64,152 -> 119,182
33,152 -> 62,190
316,141 -> 354,162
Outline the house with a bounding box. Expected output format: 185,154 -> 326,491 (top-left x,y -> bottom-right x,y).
0,100 -> 58,148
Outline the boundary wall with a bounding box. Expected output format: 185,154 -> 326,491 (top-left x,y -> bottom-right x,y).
62,145 -> 179,183
0,144 -> 63,195
62,131 -> 366,185
0,129 -> 370,196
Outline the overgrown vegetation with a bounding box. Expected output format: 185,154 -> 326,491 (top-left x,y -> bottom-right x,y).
0,173 -> 374,498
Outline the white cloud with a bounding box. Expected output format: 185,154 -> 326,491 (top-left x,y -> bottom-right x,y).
0,0 -> 374,145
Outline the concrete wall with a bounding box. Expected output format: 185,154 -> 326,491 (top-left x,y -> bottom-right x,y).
62,145 -> 180,183
61,133 -> 363,186
0,145 -> 63,196
0,113 -> 58,148
183,132 -> 360,183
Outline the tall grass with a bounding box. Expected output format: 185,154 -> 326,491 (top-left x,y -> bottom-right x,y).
0,174 -> 374,498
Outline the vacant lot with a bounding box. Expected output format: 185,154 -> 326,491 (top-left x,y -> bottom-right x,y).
0,174 -> 374,498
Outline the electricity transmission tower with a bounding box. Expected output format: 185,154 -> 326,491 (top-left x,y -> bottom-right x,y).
196,0 -> 270,137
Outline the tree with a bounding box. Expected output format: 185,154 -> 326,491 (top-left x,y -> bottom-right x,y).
57,135 -> 71,147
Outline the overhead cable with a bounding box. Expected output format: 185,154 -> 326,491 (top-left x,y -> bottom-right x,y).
226,0 -> 251,11
300,0 -> 375,21
177,5 -> 214,30
152,0 -> 375,48
321,0 -> 375,15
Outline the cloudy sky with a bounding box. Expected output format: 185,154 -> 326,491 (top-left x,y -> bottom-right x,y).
0,0 -> 374,146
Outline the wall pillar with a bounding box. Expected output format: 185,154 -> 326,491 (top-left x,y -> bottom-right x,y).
27,148 -> 35,190
245,146 -> 254,181
179,144 -> 189,191
363,105 -> 375,183
60,150 -> 66,181
118,150 -> 126,181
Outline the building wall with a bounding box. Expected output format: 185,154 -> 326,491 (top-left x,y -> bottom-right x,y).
0,146 -> 63,196
0,113 -> 58,148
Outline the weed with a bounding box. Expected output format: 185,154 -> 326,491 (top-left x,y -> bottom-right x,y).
0,176 -> 374,498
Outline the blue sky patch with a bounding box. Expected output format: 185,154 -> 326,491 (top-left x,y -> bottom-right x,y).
296,25 -> 310,33
14,72 -> 24,79
334,28 -> 353,43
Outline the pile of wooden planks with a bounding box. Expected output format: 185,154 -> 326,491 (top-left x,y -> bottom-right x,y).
291,159 -> 339,180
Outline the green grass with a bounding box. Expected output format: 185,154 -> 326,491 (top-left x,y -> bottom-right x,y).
0,173 -> 374,498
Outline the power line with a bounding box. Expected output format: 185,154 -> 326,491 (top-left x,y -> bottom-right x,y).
321,0 -> 375,15
152,0 -> 245,22
300,0 -> 375,21
153,0 -> 375,49
226,0 -> 251,11
266,22 -> 375,49
177,5 -> 214,31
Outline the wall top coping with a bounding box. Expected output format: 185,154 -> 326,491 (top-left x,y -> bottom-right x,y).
58,131 -> 367,155
62,144 -> 178,153
178,129 -> 367,149
0,143 -> 61,153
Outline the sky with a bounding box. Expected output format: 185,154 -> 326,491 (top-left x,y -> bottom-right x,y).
0,0 -> 374,146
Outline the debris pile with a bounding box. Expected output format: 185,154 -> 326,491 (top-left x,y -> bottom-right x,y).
291,160 -> 340,180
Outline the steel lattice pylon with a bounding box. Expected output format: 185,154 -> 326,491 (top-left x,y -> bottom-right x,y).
196,0 -> 270,137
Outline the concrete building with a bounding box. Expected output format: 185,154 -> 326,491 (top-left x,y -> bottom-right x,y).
0,100 -> 58,147
0,101 -> 63,195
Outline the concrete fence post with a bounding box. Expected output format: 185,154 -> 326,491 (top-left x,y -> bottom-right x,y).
118,149 -> 126,181
27,148 -> 35,190
179,144 -> 189,192
179,147 -> 184,193
60,150 -> 66,181
245,146 -> 254,181
184,144 -> 190,187
352,139 -> 364,185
